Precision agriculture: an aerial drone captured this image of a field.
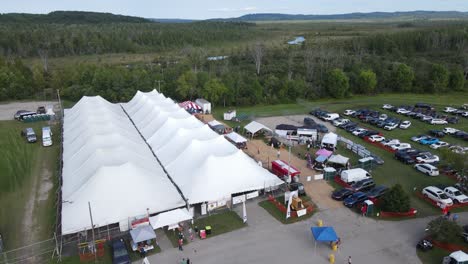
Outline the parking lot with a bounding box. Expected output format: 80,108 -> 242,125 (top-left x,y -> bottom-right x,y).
0,101 -> 56,120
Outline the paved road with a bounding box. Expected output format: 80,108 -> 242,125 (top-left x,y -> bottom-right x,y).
137,201 -> 466,264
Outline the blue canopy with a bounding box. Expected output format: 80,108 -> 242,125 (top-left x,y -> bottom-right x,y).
315,155 -> 328,163
311,226 -> 338,242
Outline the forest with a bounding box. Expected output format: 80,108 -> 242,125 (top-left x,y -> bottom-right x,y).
0,12 -> 467,106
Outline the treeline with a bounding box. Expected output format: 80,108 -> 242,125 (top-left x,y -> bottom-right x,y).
0,21 -> 258,57
0,11 -> 149,24
0,24 -> 467,105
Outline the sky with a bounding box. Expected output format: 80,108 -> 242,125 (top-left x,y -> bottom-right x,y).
1,0 -> 468,20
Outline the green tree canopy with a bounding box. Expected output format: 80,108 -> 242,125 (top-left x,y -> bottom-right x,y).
201,78 -> 228,106
449,68 -> 465,91
380,184 -> 411,213
429,64 -> 449,93
325,69 -> 349,98
176,70 -> 198,100
392,63 -> 414,92
356,69 -> 377,94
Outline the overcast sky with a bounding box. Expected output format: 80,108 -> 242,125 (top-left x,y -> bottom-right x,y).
1,0 -> 468,20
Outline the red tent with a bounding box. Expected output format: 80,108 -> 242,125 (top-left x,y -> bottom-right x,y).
179,101 -> 201,110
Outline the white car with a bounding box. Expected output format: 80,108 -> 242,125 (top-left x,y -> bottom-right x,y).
396,108 -> 410,114
443,127 -> 460,134
415,163 -> 439,176
333,118 -> 350,126
430,119 -> 448,125
430,141 -> 450,149
352,128 -> 367,136
462,112 -> 468,117
343,110 -> 356,116
422,186 -> 453,207
421,115 -> 433,122
378,114 -> 388,121
390,143 -> 411,151
416,154 -> 440,164
444,187 -> 468,204
450,145 -> 468,154
444,106 -> 458,113
368,135 -> 385,142
399,121 -> 411,129
384,123 -> 398,130
381,139 -> 400,146
411,135 -> 428,142
382,104 -> 393,109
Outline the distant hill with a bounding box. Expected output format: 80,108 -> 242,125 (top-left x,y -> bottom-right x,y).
213,11 -> 468,22
0,11 -> 151,24
149,18 -> 196,23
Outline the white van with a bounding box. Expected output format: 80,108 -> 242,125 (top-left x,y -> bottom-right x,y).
323,113 -> 339,121
340,168 -> 371,183
42,126 -> 53,147
415,163 -> 439,176
296,128 -> 318,140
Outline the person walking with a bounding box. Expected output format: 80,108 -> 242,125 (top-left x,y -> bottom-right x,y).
453,213 -> 459,222
277,150 -> 280,158
178,238 -> 184,251
186,258 -> 191,264
189,227 -> 194,241
348,256 -> 352,264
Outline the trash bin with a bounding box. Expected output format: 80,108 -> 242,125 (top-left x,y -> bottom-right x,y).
332,243 -> 337,251
205,226 -> 211,235
329,254 -> 335,264
317,219 -> 323,227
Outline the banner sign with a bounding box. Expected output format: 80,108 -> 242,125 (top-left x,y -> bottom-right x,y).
232,194 -> 246,205
246,191 -> 259,200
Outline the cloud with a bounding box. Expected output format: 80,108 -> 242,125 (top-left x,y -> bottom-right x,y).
208,6 -> 257,12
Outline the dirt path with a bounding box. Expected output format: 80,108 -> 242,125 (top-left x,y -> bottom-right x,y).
245,139 -> 342,210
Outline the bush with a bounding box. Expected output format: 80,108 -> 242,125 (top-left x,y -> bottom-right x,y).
427,217 -> 463,243
380,184 -> 410,212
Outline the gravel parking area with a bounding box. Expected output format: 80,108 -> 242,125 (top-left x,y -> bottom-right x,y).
0,101 -> 57,120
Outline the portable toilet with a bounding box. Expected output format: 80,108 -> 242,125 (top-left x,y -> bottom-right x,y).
359,157 -> 374,171
323,167 -> 337,180
364,200 -> 374,216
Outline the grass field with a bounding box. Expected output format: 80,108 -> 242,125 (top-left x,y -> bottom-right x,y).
258,195 -> 315,224
213,92 -> 468,217
417,247 -> 451,264
0,120 -> 59,249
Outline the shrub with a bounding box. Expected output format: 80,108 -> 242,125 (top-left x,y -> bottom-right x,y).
427,217 -> 463,243
380,184 -> 410,212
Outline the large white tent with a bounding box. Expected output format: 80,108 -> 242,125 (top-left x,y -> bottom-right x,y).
123,90 -> 283,205
61,96 -> 185,235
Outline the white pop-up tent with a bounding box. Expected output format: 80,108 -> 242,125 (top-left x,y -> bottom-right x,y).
244,121 -> 271,137
321,132 -> 338,150
149,208 -> 193,230
327,154 -> 349,166
61,96 -> 185,235
225,132 -> 247,144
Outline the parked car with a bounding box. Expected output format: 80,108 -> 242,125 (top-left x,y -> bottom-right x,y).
352,128 -> 367,136
333,118 -> 350,127
365,186 -> 389,199
416,154 -> 439,164
462,111 -> 468,117
21,127 -> 37,143
395,149 -> 418,164
399,121 -> 411,129
111,239 -> 131,264
411,135 -> 428,142
444,106 -> 458,113
323,113 -> 340,121
36,106 -> 46,114
430,141 -> 450,149
382,139 -> 401,146
350,178 -> 375,192
444,187 -> 468,204
450,145 -> 468,154
343,110 -> 356,116
422,186 -> 453,207
391,143 -> 412,151
420,137 -> 439,145
378,114 -> 388,121
447,117 -> 459,124
384,122 -> 398,130
396,108 -> 411,114
343,192 -> 368,208
429,130 -> 445,138
368,135 -> 385,142
430,119 -> 448,125
421,115 -> 433,122
14,110 -> 36,120
331,188 -> 354,200
415,163 -> 439,176
289,182 -> 306,196
382,104 -> 394,109
443,127 -> 460,135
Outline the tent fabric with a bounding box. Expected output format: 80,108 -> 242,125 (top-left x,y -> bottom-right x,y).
179,101 -> 201,110
123,90 -> 283,205
61,96 -> 185,235
245,121 -> 271,134
315,155 -> 328,163
130,225 -> 157,243
225,132 -> 247,143
208,120 -> 222,127
328,154 -> 349,165
321,132 -> 338,146
315,149 -> 333,158
149,208 -> 193,230
311,226 -> 338,242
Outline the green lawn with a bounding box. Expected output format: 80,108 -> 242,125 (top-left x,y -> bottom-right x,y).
259,195 -> 316,224
193,211 -> 246,237
417,247 -> 451,264
0,120 -> 60,249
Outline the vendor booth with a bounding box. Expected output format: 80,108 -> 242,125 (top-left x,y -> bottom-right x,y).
149,208 -> 193,230
311,226 -> 338,253
313,155 -> 328,171
271,160 -> 300,182
327,154 -> 350,169
321,132 -> 338,150
179,101 -> 202,114
130,225 -> 157,252
225,132 -> 247,149
244,121 -> 272,138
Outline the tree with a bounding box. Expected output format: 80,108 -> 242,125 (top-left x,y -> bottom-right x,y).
201,78 -> 228,107
392,63 -> 414,92
251,42 -> 264,75
380,184 -> 410,213
426,217 -> 463,243
325,69 -> 349,98
356,69 -> 377,94
449,68 -> 465,91
429,64 -> 449,93
176,70 -> 198,100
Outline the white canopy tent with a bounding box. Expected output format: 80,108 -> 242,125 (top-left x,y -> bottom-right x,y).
244,121 -> 271,136
123,90 -> 283,205
61,96 -> 185,235
327,154 -> 349,166
149,208 -> 193,230
225,132 -> 247,144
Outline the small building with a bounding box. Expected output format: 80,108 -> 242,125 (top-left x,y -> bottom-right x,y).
195,99 -> 211,114
224,110 -> 236,121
